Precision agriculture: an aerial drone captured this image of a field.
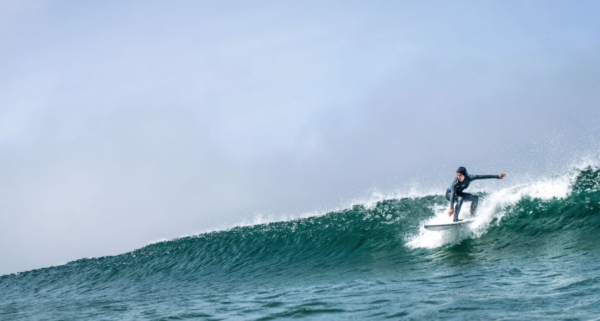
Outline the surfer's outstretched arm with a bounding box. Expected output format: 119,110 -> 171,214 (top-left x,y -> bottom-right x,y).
471,173 -> 506,180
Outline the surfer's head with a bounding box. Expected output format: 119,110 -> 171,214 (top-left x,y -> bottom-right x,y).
456,167 -> 467,182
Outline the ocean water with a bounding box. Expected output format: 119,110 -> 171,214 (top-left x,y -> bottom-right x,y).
1,166 -> 600,320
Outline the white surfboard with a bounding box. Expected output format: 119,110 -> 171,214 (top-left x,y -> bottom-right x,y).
424,218 -> 475,231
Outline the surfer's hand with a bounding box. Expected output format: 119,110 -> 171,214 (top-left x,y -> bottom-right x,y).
499,173 -> 506,179
448,209 -> 454,216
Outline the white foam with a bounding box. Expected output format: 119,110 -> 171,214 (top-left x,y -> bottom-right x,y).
180,185 -> 441,239
407,170 -> 578,249
347,186 -> 444,211
172,163 -> 591,249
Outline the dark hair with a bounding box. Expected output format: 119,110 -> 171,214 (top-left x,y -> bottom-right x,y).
456,167 -> 468,175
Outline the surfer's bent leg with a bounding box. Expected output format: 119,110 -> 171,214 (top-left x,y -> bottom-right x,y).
461,193 -> 479,216
454,196 -> 464,221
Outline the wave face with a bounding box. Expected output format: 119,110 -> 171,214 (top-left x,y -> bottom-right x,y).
2,166 -> 600,320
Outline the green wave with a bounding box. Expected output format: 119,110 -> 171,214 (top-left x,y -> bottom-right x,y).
2,167 -> 599,301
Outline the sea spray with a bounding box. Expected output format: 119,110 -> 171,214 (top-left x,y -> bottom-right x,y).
2,165 -> 600,320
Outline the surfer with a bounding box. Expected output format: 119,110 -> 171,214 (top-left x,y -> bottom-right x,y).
447,167 -> 506,221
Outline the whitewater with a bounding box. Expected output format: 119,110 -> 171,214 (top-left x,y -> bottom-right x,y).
2,164 -> 600,320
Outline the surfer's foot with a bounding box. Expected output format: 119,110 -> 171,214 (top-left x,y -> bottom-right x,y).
453,219 -> 462,222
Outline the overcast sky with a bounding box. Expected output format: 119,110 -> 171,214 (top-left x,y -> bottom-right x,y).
1,0 -> 599,275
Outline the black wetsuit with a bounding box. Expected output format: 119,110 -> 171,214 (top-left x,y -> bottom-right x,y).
446,174 -> 500,221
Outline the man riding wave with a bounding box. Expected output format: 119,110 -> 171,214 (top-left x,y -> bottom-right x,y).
447,167 -> 506,222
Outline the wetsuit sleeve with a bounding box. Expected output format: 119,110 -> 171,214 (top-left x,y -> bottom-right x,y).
449,178 -> 458,209
471,174 -> 500,180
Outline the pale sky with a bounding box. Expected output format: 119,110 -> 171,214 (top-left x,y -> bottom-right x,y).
1,0 -> 599,275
